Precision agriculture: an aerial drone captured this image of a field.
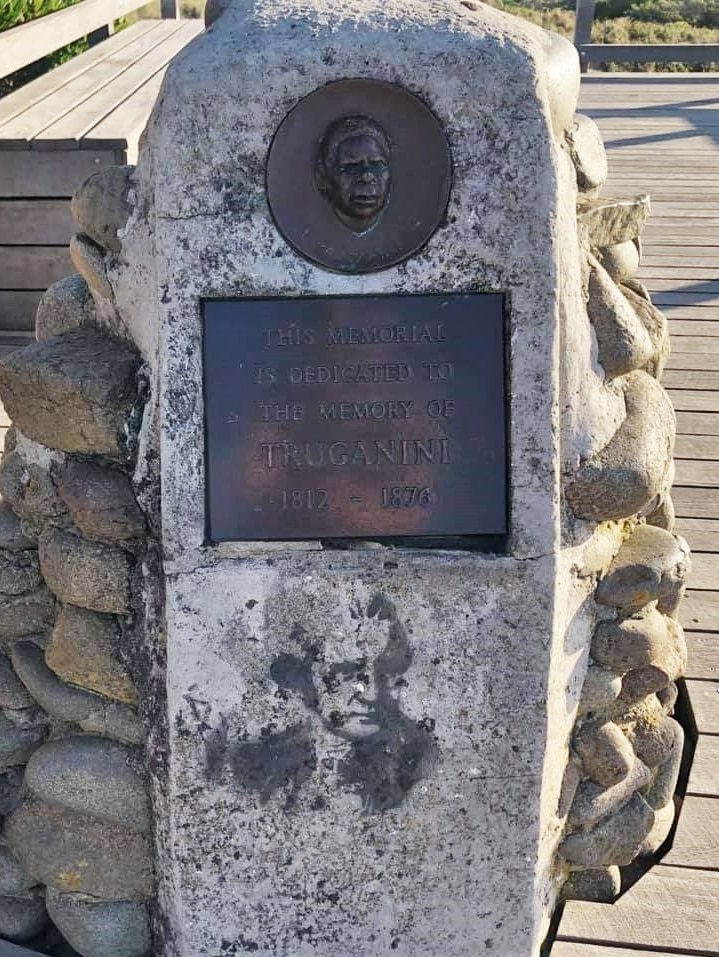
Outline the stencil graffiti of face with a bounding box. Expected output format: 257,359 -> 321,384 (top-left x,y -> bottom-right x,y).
270,595 -> 439,813
206,596 -> 439,814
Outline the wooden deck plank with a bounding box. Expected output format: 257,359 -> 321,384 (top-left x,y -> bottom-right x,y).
558,865 -> 719,953
675,413 -> 719,435
643,269 -> 719,282
664,370 -> 719,390
640,250 -> 719,262
83,64 -> 168,156
667,389 -> 719,412
687,736 -> 719,796
0,149 -> 122,198
675,517 -> 719,553
0,200 -> 74,245
82,22 -> 202,158
552,947 -> 682,957
0,293 -> 40,333
685,553 -> 719,591
670,339 -> 719,355
655,294 -> 719,308
663,305 -> 719,318
675,435 -> 719,459
0,247 -> 72,290
34,22 -> 203,148
0,21 -> 184,147
648,280 -> 719,293
668,353 -> 719,372
0,20 -> 158,131
681,591 -> 719,634
0,0 -> 152,82
652,202 -> 719,214
670,323 -> 719,340
673,487 -> 719,518
685,632 -> 719,680
662,796 -> 719,869
685,678 -> 719,734
673,460 -> 719,488
645,238 -> 719,246
646,259 -> 719,270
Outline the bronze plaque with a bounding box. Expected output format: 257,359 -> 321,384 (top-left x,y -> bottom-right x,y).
266,80 -> 452,274
203,294 -> 506,541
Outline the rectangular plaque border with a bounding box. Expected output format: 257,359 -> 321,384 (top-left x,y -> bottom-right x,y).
201,291 -> 511,548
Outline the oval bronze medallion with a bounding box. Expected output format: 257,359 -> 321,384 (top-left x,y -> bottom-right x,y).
266,79 -> 452,274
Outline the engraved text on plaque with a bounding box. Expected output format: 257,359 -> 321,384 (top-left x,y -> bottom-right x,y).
203,294 -> 506,540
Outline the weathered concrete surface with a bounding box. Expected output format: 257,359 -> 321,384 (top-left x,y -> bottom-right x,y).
119,0 -> 616,561
166,554 -> 566,956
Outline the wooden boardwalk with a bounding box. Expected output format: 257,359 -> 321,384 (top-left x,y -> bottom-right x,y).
554,73 -> 719,956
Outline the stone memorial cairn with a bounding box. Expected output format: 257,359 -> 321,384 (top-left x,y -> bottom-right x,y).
0,2 -> 690,956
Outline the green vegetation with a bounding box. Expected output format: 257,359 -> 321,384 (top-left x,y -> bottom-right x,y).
597,0 -> 719,27
0,0 -> 81,30
487,0 -> 719,70
0,0 -> 88,94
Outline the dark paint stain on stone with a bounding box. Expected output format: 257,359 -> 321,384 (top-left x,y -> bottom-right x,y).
203,594 -> 438,814
220,937 -> 259,953
229,722 -> 317,810
272,594 -> 439,813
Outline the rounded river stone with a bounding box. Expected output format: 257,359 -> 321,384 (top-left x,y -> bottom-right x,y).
25,736 -> 150,833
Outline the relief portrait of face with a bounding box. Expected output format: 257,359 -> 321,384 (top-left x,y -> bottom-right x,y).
316,115 -> 392,234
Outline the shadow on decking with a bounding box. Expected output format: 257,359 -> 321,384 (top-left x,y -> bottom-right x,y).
583,74 -> 719,151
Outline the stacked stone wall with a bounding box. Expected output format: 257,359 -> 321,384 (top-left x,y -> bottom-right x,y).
0,169 -> 157,957
555,111 -> 691,902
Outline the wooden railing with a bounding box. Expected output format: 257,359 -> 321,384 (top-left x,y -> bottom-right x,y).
574,0 -> 719,71
0,0 -> 180,82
